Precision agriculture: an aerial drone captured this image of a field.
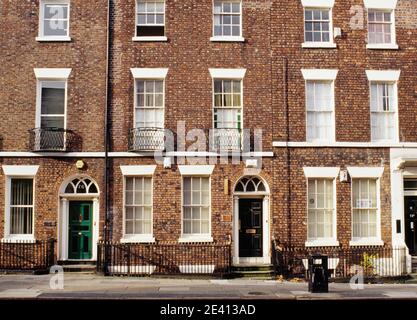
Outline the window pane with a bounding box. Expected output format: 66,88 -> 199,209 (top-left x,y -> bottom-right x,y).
41,82 -> 65,115
11,179 -> 33,206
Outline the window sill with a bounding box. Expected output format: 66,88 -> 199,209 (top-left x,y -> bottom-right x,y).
366,44 -> 399,50
305,239 -> 340,247
302,42 -> 337,49
36,36 -> 72,42
132,36 -> 168,42
1,236 -> 36,243
349,239 -> 384,247
210,36 -> 245,42
120,235 -> 156,244
178,235 -> 213,243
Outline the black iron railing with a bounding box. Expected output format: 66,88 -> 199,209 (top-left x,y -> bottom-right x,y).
0,239 -> 55,273
211,128 -> 242,152
29,128 -> 76,152
97,241 -> 232,277
128,127 -> 165,152
272,243 -> 408,280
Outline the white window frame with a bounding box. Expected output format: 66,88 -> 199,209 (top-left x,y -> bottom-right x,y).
2,166 -> 39,243
302,69 -> 338,143
120,165 -> 156,243
301,0 -> 336,48
364,0 -> 398,50
366,70 -> 400,143
178,165 -> 214,243
36,0 -> 71,42
133,0 -> 167,42
347,166 -> 384,246
210,0 -> 245,42
303,167 -> 339,247
36,80 -> 68,130
134,79 -> 165,129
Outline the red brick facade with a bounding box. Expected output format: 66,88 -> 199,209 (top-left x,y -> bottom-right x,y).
0,0 -> 416,265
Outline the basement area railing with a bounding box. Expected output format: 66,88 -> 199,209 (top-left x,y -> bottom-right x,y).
97,241 -> 232,277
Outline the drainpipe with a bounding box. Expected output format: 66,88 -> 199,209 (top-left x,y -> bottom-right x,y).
103,0 -> 111,274
283,57 -> 292,248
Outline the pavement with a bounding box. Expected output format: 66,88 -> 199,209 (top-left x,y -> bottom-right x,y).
0,274 -> 416,300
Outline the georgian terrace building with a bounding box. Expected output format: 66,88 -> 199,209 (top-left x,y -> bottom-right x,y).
0,0 -> 416,276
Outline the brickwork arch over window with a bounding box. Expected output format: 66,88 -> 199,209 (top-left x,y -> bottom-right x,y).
234,176 -> 268,193
61,176 -> 99,195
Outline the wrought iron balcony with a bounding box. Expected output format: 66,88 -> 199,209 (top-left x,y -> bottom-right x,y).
29,128 -> 76,152
129,127 -> 165,152
211,128 -> 242,152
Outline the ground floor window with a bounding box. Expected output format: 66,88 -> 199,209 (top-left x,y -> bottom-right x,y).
352,178 -> 378,239
9,179 -> 34,235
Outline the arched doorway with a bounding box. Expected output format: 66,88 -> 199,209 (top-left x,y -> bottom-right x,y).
233,176 -> 270,265
58,176 -> 100,261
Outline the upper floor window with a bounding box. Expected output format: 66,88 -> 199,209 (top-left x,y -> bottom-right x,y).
211,0 -> 243,42
301,0 -> 336,48
37,0 -> 70,41
135,80 -> 165,129
39,81 -> 66,130
364,0 -> 398,49
135,0 -> 166,40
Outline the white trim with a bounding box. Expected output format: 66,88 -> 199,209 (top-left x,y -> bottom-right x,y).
34,68 -> 72,79
273,141 -> 417,148
301,69 -> 338,80
302,42 -> 337,48
132,36 -> 167,42
178,235 -> 214,243
366,70 -> 401,82
210,36 -> 245,42
366,44 -> 399,50
303,167 -> 340,178
301,0 -> 335,7
349,239 -> 384,246
120,165 -> 157,176
36,36 -> 71,42
363,0 -> 397,9
305,239 -> 340,247
130,68 -> 169,79
347,167 -> 384,178
178,165 -> 215,176
120,235 -> 156,243
2,165 -> 40,176
209,68 -> 247,79
179,264 -> 215,274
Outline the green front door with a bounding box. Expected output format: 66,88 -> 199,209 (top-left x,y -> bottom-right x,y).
68,201 -> 93,260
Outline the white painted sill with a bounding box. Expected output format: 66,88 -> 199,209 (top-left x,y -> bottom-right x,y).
132,36 -> 168,42
178,235 -> 214,243
120,235 -> 156,244
302,42 -> 337,48
366,43 -> 399,50
36,36 -> 72,42
1,236 -> 36,243
305,239 -> 340,247
349,239 -> 384,247
210,36 -> 245,42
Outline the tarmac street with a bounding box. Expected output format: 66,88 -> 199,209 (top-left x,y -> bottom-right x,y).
0,274 -> 416,300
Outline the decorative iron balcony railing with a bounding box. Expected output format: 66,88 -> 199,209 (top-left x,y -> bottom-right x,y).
29,128 -> 76,152
129,127 -> 165,152
211,128 -> 242,152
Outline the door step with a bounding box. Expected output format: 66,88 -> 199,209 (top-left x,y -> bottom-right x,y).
231,265 -> 275,279
406,273 -> 417,284
60,263 -> 97,274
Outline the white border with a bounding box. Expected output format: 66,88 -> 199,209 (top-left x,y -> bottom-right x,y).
301,69 -> 338,80
347,167 -> 384,178
209,68 -> 247,79
303,167 -> 340,178
366,70 -> 401,82
178,165 -> 215,176
2,166 -> 40,176
363,0 -> 397,9
301,0 -> 335,7
120,165 -> 157,176
34,68 -> 72,79
130,68 -> 169,79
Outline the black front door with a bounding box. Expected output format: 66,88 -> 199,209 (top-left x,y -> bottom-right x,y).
405,197 -> 417,255
239,199 -> 263,257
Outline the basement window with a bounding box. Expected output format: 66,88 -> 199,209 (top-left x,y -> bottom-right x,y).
134,0 -> 166,41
